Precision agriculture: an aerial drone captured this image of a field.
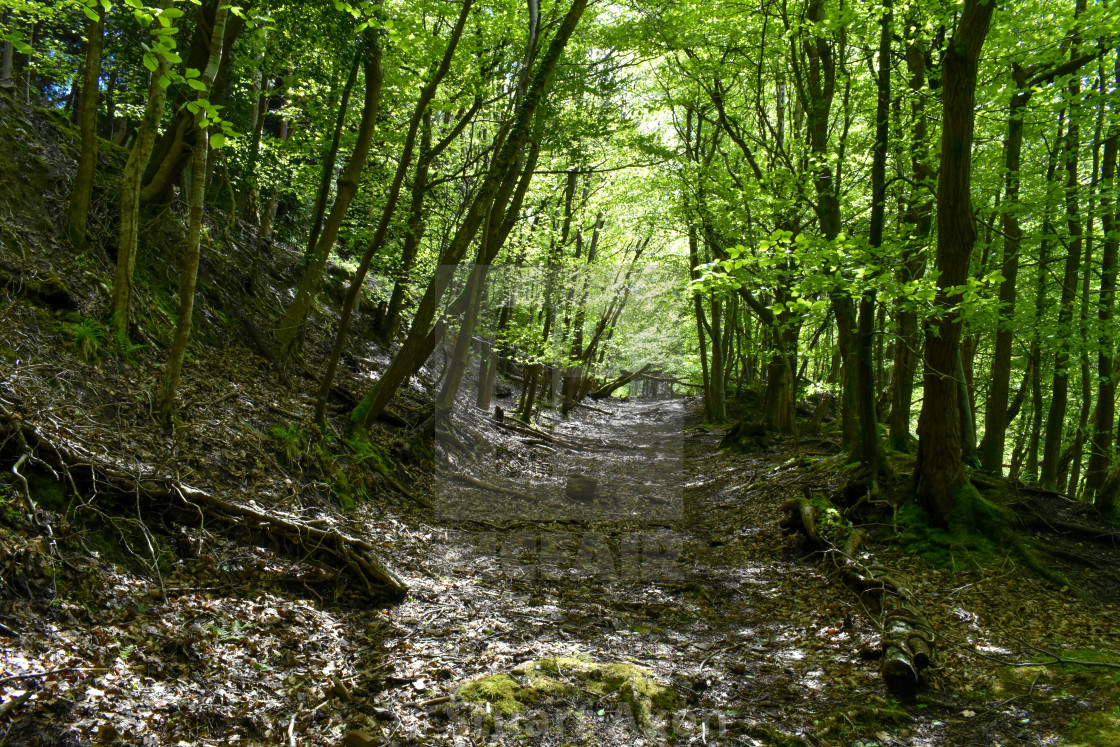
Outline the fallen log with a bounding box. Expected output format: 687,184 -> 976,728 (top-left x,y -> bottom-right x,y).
780,494 -> 936,699
590,363 -> 652,400
0,402 -> 408,600
639,373 -> 703,388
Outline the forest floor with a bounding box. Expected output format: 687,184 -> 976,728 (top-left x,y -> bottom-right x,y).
2,88 -> 1120,746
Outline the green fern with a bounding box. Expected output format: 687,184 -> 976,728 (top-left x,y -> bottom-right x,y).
269,423 -> 307,465
64,317 -> 106,362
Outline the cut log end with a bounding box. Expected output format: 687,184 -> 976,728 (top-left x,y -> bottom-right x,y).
882,656 -> 918,700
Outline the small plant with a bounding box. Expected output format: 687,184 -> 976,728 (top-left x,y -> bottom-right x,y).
112,327 -> 146,362
270,422 -> 307,465
64,317 -> 107,362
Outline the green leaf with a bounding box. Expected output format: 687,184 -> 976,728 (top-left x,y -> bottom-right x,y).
142,52 -> 158,72
210,132 -> 226,148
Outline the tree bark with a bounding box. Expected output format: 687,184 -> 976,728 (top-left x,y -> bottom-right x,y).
66,6 -> 104,252
913,0 -> 994,525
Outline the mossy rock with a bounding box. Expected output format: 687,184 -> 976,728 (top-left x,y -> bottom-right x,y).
457,658 -> 678,733
513,657 -> 677,729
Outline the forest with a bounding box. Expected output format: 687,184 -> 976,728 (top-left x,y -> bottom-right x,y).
1,0 -> 1119,744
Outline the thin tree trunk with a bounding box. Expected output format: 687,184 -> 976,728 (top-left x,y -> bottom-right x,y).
156,6 -> 228,415
306,50 -> 360,260
66,7 -> 104,251
889,22 -> 934,453
276,31 -> 383,353
110,1 -> 176,337
978,65 -> 1031,474
857,0 -> 891,480
352,0 -> 589,430
1088,55 -> 1120,504
1025,116 -> 1065,481
312,0 -> 474,424
1041,5 -> 1087,489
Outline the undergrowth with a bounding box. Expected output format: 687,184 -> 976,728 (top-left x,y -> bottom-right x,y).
896,480 -> 1071,589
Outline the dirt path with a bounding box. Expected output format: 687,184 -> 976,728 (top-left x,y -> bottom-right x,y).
374,399 -> 914,744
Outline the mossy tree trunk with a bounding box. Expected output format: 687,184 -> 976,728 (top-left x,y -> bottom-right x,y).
110,0 -> 176,338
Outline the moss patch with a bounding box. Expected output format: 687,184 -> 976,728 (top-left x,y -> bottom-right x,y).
896,481 -> 1063,585
457,674 -> 529,719
995,649 -> 1120,746
457,658 -> 679,734
512,657 -> 677,730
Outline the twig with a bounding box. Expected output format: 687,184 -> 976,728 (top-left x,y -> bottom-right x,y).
699,641 -> 747,671
0,690 -> 33,720
0,667 -> 108,686
419,695 -> 453,707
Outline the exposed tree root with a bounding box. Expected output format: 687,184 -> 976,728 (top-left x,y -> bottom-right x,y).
0,402 -> 408,601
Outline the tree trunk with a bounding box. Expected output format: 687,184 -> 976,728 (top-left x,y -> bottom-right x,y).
889,25 -> 934,453
276,31 -> 383,354
352,0 -> 589,430
66,6 -> 104,252
306,49 -> 361,260
313,1 -> 474,424
110,1 -> 176,337
978,66 -> 1031,474
913,0 -> 994,525
1041,41 -> 1086,489
156,6 -> 228,415
856,0 -> 891,481
1088,59 -> 1120,504
140,1 -> 246,206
